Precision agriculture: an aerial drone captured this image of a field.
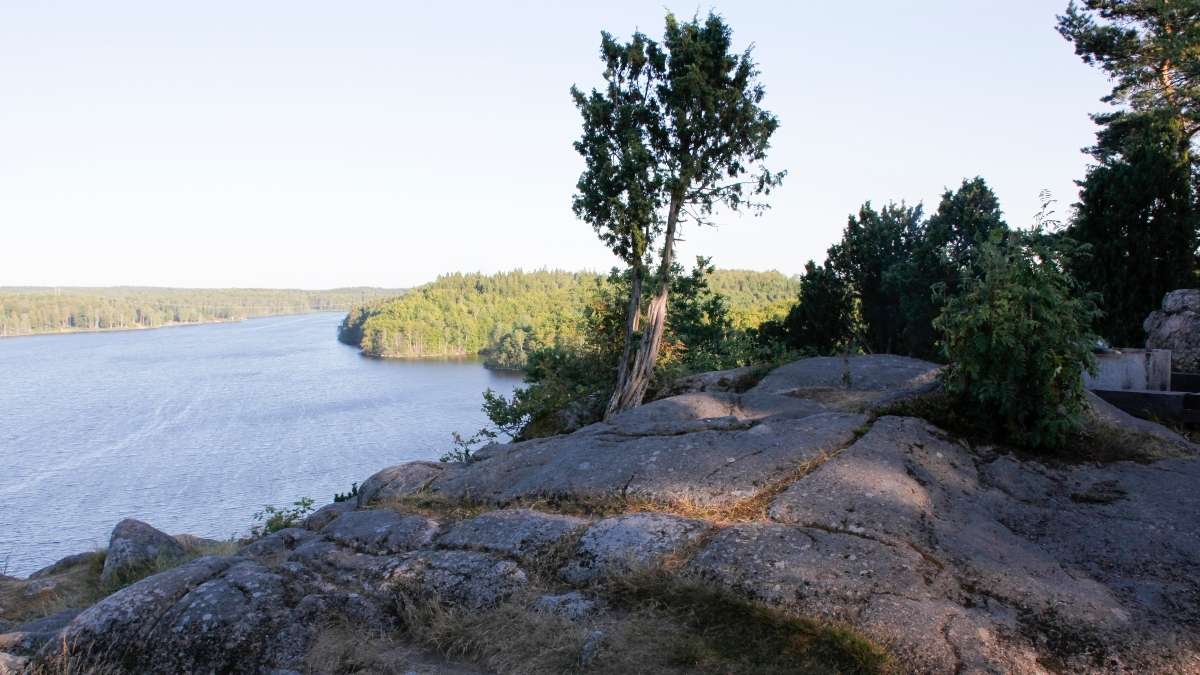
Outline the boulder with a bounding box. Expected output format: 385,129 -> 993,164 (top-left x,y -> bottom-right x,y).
28,552 -> 99,579
319,510 -> 439,555
357,461 -> 451,507
386,550 -> 528,609
438,509 -> 587,562
301,500 -> 355,531
1145,289 -> 1200,371
100,518 -> 187,585
561,513 -> 710,584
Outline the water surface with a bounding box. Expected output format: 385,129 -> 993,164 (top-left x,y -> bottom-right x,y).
0,313 -> 521,576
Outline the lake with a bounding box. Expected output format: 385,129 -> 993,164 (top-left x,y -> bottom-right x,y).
0,313 -> 522,577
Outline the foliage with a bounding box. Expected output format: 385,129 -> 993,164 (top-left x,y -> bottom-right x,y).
773,177 -> 1007,361
934,229 -> 1099,450
0,287 -> 402,337
1057,0 -> 1200,142
482,260 -> 769,438
1067,111 -> 1198,345
333,483 -> 359,503
776,260 -> 853,355
440,428 -> 498,464
251,497 -> 315,538
573,11 -> 784,415
337,269 -> 796,367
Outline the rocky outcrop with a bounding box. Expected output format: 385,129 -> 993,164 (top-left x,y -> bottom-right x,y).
100,518 -> 186,585
1145,288 -> 1200,371
6,355 -> 1199,674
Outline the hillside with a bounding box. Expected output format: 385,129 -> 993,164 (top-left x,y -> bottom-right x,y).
0,287 -> 405,337
337,269 -> 798,360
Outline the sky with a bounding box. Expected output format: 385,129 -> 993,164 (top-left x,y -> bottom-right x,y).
0,1 -> 1114,289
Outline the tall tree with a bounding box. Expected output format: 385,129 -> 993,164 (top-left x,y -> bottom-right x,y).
1068,111 -> 1198,344
573,12 -> 783,417
1059,1 -> 1200,343
1058,0 -> 1200,146
571,31 -> 663,413
781,260 -> 853,354
827,201 -> 921,354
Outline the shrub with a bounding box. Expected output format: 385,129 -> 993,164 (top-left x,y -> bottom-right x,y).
934,228 -> 1098,450
251,497 -> 315,537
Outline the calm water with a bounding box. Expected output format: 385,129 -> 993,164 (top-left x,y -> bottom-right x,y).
0,313 -> 521,577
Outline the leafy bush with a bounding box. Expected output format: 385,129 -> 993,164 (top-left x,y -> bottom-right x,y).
440,428 -> 498,463
934,229 -> 1098,450
251,497 -> 315,537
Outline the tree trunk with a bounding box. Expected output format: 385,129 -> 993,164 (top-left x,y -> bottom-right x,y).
606,193 -> 683,416
605,265 -> 644,418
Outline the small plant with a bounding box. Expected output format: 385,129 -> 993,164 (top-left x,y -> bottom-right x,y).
935,226 -> 1098,450
333,482 -> 359,503
251,497 -> 315,537
440,428 -> 497,464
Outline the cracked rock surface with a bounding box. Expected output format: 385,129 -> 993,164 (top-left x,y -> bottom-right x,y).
6,355 -> 1199,673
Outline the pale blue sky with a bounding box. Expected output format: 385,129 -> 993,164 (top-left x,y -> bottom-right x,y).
0,1 -> 1111,288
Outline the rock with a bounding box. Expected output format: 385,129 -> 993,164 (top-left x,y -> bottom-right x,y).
427,411 -> 866,507
0,652 -> 27,675
100,518 -> 187,585
578,629 -> 605,669
1145,289 -> 1200,371
0,608 -> 81,655
238,527 -> 318,559
387,550 -> 528,609
28,551 -> 99,579
661,365 -> 758,396
302,500 -> 355,531
561,513 -> 710,584
320,509 -> 439,555
357,461 -> 451,507
1083,390 -> 1196,458
1161,288 -> 1200,314
531,591 -> 604,620
173,533 -> 222,552
438,509 -> 587,562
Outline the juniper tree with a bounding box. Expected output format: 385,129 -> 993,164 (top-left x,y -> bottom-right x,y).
572,12 -> 783,417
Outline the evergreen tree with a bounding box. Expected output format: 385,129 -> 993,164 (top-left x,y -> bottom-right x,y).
1058,0 -> 1200,145
827,201 -> 921,354
572,12 -> 783,417
781,260 -> 853,355
1067,111 -> 1198,344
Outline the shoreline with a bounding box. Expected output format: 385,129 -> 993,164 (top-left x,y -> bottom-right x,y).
0,310 -> 346,341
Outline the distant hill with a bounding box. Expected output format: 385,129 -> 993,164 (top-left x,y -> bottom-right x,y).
0,287 -> 406,337
338,269 -> 799,360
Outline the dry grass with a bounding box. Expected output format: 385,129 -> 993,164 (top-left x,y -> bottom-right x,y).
0,552 -> 106,624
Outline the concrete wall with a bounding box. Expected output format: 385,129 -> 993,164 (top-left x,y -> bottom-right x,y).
1083,348 -> 1171,391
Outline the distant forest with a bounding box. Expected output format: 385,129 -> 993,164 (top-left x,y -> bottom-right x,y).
0,287 -> 405,337
337,269 -> 798,363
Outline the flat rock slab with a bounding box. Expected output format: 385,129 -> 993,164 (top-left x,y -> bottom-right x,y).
426,412 -> 867,507
101,518 -> 187,585
438,509 -> 587,561
320,509 -> 439,555
387,550 -> 528,610
302,501 -> 355,531
358,461 -> 454,507
561,513 -> 710,584
531,591 -> 605,620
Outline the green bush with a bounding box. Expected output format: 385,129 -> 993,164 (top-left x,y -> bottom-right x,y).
251,497 -> 315,537
934,229 -> 1098,450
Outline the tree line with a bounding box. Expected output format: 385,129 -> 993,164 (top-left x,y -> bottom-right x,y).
337,268 -> 797,366
0,287 -> 402,337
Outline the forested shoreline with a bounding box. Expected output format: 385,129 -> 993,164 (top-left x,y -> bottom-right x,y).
0,287 -> 405,337
337,268 -> 798,364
